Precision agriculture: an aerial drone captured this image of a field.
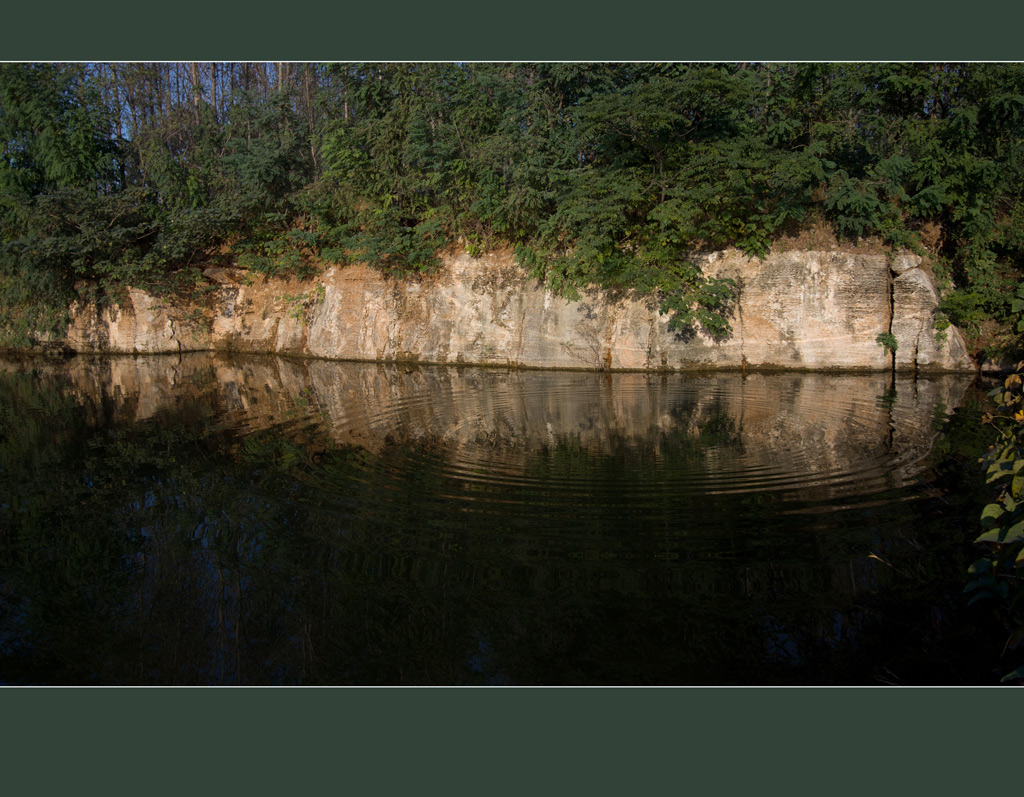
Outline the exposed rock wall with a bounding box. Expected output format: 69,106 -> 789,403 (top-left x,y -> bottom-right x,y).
65,249 -> 974,372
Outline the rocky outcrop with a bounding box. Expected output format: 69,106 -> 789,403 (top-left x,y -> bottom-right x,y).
65,249 -> 974,372
889,254 -> 971,371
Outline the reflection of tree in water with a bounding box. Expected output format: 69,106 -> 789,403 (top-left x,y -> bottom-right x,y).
0,361 -> 1001,685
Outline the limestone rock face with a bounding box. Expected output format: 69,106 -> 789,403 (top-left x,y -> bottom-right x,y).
68,288 -> 199,354
699,250 -> 891,370
891,262 -> 970,371
64,249 -> 975,372
699,250 -> 971,372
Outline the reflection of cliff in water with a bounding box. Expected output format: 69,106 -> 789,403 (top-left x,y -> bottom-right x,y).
0,353 -> 990,685
36,352 -> 971,502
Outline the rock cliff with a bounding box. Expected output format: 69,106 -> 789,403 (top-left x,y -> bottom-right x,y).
65,249 -> 973,372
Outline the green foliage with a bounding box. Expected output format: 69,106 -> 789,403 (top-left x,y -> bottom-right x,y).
939,289 -> 990,336
0,64 -> 114,199
1011,284 -> 1024,334
876,332 -> 899,355
277,283 -> 325,324
4,62 -> 1024,348
966,365 -> 1024,682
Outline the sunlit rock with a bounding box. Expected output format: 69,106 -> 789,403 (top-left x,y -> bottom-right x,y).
66,249 -> 974,372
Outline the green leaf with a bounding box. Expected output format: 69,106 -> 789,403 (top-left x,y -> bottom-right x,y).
981,502 -> 1006,526
975,520 -> 1024,544
999,665 -> 1024,683
968,590 -> 996,605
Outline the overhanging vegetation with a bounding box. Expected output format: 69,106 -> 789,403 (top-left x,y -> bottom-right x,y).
2,63 -> 1024,354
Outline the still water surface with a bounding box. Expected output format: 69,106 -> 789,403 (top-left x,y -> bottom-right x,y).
0,354 -> 998,684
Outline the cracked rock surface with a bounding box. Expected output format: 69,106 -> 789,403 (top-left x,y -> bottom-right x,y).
65,249 -> 974,372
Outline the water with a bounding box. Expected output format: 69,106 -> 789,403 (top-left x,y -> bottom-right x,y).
0,353 -> 1001,685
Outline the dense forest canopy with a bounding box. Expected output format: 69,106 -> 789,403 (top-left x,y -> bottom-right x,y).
2,62 -> 1024,354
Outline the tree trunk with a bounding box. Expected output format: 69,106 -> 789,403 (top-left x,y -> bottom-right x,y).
189,62 -> 201,125
211,62 -> 218,120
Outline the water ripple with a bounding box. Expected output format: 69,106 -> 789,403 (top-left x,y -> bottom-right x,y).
222,365 -> 973,529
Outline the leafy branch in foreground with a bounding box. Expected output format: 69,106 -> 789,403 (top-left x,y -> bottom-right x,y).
966,364 -> 1024,683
